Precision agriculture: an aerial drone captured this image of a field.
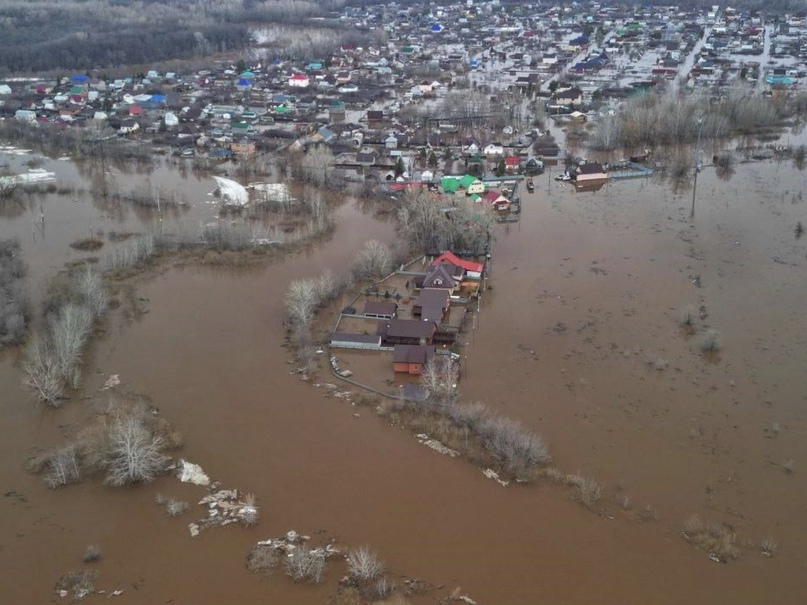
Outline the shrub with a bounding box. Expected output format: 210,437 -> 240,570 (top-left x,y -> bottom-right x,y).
165,499 -> 189,517
446,401 -> 490,431
70,237 -> 104,251
699,329 -> 722,353
285,546 -> 326,583
477,416 -> 550,479
573,477 -> 604,508
240,493 -> 259,526
372,576 -> 395,599
247,544 -> 280,573
681,515 -> 740,561
55,570 -> 97,599
346,546 -> 384,581
679,304 -> 696,327
83,545 -> 102,563
106,234 -> 155,271
759,537 -> 777,557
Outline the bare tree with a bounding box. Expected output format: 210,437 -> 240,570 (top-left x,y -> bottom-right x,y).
45,446 -> 81,489
346,546 -> 384,581
352,239 -> 393,280
299,146 -> 334,187
285,278 -> 318,327
313,269 -> 337,303
104,410 -> 170,486
284,546 -> 326,583
0,238 -> 28,346
478,416 -> 550,478
420,359 -> 460,407
50,303 -> 94,388
398,188 -> 493,254
22,334 -> 64,405
74,268 -> 108,318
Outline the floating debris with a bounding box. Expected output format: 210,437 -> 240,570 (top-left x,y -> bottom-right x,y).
100,374 -> 121,391
416,434 -> 460,458
253,530 -> 341,559
177,459 -> 210,486
482,468 -> 509,487
187,487 -> 260,535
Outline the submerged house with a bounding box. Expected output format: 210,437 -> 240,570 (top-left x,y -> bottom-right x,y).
481,189 -> 512,211
377,319 -> 438,346
573,162 -> 607,183
413,288 -> 451,323
392,344 -> 435,375
430,251 -> 484,279
421,263 -> 461,291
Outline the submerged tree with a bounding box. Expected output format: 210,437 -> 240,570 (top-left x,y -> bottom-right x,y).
397,188 -> 493,254
352,239 -> 393,280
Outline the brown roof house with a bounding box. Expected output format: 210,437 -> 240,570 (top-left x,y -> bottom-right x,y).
413,288 -> 451,323
363,301 -> 397,320
392,344 -> 435,375
573,162 -> 607,183
421,264 -> 461,291
377,319 -> 437,346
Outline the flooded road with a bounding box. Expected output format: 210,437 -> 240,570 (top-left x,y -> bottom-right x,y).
2,153 -> 807,603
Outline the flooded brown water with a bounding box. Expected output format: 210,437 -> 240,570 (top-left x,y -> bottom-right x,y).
1,152 -> 807,603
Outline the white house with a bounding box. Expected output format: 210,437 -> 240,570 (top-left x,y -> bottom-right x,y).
118,119 -> 140,134
483,143 -> 504,157
15,109 -> 36,122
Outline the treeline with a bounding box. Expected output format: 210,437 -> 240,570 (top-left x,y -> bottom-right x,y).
590,87 -> 807,151
0,23 -> 250,75
0,120 -> 151,165
0,0 -> 262,74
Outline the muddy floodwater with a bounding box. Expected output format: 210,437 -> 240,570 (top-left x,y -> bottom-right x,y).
2,151 -> 807,603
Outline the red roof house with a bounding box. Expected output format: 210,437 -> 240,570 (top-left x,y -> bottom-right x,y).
430,251 -> 484,275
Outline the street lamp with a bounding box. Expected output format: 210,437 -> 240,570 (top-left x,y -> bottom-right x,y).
690,116 -> 703,219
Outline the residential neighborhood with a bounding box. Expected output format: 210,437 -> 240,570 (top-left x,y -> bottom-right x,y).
3,2 -> 806,197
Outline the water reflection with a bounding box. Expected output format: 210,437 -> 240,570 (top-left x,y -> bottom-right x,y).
574,179 -> 607,193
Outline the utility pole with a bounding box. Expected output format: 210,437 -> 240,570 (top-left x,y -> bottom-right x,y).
690,117 -> 703,219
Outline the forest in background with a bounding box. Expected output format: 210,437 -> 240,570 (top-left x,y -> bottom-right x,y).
2,0 -> 807,75
0,0 -> 354,75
